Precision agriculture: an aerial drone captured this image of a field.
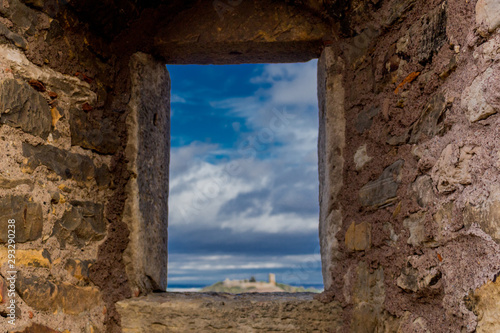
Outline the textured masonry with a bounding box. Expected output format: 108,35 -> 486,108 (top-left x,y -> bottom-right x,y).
1,0 -> 500,332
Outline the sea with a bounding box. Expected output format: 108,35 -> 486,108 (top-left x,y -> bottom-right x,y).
167,283 -> 325,292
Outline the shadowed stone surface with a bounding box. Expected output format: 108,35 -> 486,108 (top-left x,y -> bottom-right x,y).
358,160 -> 404,208
22,143 -> 96,183
16,274 -> 102,315
0,78 -> 51,139
52,201 -> 106,248
317,47 -> 345,290
123,52 -> 170,293
0,195 -> 42,243
69,107 -> 120,154
117,292 -> 343,333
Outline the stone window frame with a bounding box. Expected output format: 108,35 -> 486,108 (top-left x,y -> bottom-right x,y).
122,46 -> 344,295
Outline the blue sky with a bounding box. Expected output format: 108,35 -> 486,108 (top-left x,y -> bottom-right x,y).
167,60 -> 322,288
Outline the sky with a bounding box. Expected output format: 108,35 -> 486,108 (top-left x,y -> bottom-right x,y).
167,60 -> 323,289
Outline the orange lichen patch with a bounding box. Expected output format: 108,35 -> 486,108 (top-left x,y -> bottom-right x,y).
394,71 -> 421,94
51,107 -> 62,127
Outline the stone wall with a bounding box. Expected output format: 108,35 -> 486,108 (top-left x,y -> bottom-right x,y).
0,1 -> 131,332
318,0 -> 500,331
1,0 -> 500,332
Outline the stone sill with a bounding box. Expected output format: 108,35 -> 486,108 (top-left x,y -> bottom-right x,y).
117,292 -> 343,332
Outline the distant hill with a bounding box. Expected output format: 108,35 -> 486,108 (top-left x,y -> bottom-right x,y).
201,275 -> 321,293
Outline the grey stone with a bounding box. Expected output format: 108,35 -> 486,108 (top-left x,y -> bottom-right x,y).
359,160 -> 404,208
123,53 -> 170,293
69,107 -> 120,155
0,195 -> 43,243
417,2 -> 447,64
431,144 -> 475,193
411,175 -> 436,208
52,201 -> 106,248
461,67 -> 499,123
22,143 -> 96,183
384,0 -> 416,27
0,21 -> 27,49
0,78 -> 51,139
356,107 -> 380,133
463,201 -> 500,243
476,0 -> 500,33
409,93 -> 448,144
397,261 -> 442,293
403,211 -> 429,247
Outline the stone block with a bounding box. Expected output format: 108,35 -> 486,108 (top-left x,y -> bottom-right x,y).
461,67 -> 500,122
123,53 -> 170,293
0,195 -> 43,243
0,248 -> 50,268
22,143 -> 96,183
52,201 -> 106,248
432,144 -> 475,193
411,175 -> 436,208
356,107 -> 380,133
354,144 -> 372,171
417,2 -> 447,64
16,274 -> 101,315
463,200 -> 500,242
0,79 -> 51,139
69,107 -> 120,155
64,259 -> 93,281
0,175 -> 33,190
476,0 -> 500,33
345,221 -> 371,251
403,212 -> 428,247
467,278 -> 500,333
409,93 -> 449,144
359,160 -> 404,208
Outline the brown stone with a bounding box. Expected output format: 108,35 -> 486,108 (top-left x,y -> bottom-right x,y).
117,292 -> 343,332
28,79 -> 46,92
64,259 -> 93,281
345,221 -> 371,251
0,195 -> 43,243
16,274 -> 101,315
467,279 -> 500,332
0,79 -> 51,139
52,201 -> 106,248
0,248 -> 50,268
10,323 -> 60,333
0,175 -> 33,190
359,160 -> 404,208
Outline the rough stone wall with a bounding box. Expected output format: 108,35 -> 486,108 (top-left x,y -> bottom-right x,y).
319,0 -> 500,331
0,1 -> 132,332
